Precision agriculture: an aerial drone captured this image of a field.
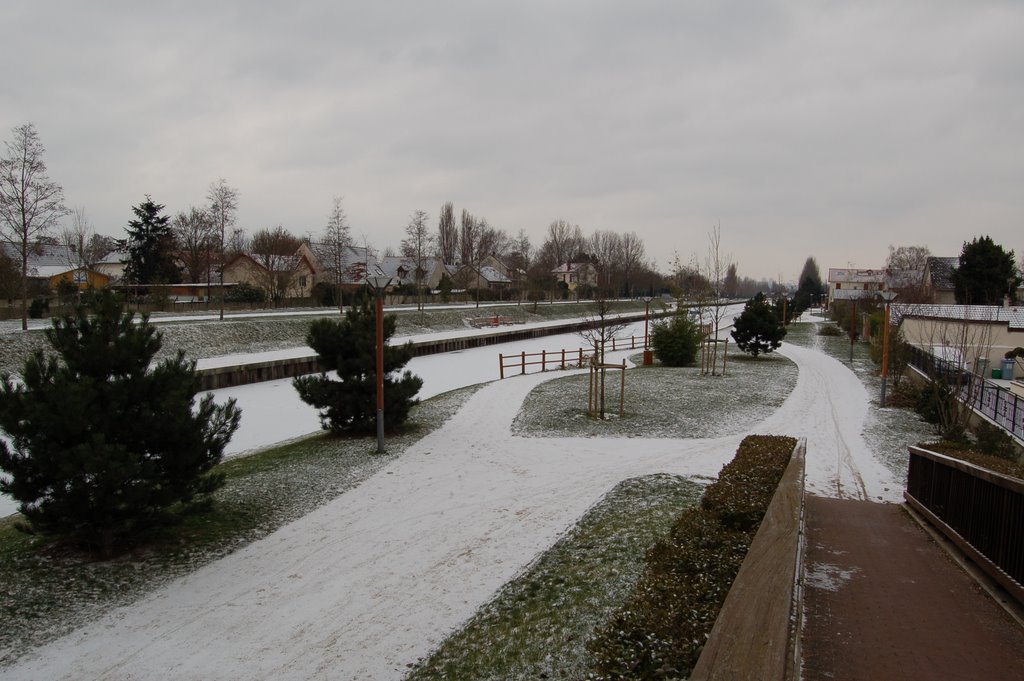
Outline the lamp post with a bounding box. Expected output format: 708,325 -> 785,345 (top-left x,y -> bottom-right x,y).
366,274 -> 393,453
878,290 -> 898,407
642,296 -> 653,348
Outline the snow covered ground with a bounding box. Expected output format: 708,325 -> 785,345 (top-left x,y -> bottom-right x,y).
2,310 -> 902,680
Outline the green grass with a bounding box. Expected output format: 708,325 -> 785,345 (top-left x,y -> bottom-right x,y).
0,385 -> 480,668
512,353 -> 798,439
406,474 -> 703,681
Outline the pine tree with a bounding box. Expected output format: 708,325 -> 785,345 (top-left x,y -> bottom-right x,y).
122,195 -> 181,284
294,296 -> 423,435
650,313 -> 702,366
953,236 -> 1020,305
0,291 -> 240,555
731,292 -> 787,357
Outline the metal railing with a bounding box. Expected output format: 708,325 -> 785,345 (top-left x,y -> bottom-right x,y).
905,446 -> 1024,604
907,346 -> 1024,442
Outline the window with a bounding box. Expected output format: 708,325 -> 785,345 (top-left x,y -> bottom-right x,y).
299,275 -> 307,288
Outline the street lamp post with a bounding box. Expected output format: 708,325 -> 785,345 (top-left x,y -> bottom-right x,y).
878,291 -> 898,407
642,296 -> 653,349
366,275 -> 393,453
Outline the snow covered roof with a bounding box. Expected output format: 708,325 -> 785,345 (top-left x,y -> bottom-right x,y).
925,257 -> 959,291
827,268 -> 886,284
478,266 -> 511,284
892,303 -> 1024,330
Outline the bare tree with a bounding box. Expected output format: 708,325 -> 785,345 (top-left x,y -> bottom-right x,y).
699,223 -> 732,376
250,226 -> 302,305
619,231 -> 646,298
507,229 -> 533,303
207,178 -> 239,320
578,296 -> 629,419
59,207 -> 96,272
459,209 -> 476,266
315,196 -> 353,313
0,123 -> 69,329
402,209 -> 434,312
172,207 -> 214,285
437,201 -> 457,264
590,230 -> 623,296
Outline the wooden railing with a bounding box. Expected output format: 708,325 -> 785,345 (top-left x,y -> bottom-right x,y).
905,445 -> 1024,604
498,348 -> 590,379
497,334 -> 653,379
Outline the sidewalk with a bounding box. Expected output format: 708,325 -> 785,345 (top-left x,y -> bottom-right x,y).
801,496 -> 1024,681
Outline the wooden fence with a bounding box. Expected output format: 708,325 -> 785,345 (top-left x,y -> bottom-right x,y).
497,334 -> 654,379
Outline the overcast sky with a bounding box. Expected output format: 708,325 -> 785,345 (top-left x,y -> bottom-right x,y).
3,1 -> 1022,281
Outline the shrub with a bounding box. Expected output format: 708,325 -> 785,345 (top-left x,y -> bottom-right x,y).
817,324 -> 843,336
294,298 -> 422,434
973,421 -> 1018,462
27,298 -> 48,318
0,291 -> 241,556
589,435 -> 796,680
224,282 -> 266,304
650,313 -> 702,366
731,292 -> 786,357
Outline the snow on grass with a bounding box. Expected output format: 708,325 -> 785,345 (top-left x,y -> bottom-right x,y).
0,385 -> 479,668
512,353 -> 798,439
407,474 -> 703,681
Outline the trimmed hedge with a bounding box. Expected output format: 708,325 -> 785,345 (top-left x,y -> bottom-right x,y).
588,435 -> 797,680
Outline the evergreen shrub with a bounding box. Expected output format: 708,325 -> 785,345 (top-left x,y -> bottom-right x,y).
650,313 -> 701,366
588,435 -> 796,679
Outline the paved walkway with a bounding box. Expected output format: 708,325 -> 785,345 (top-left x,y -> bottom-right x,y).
801,496 -> 1024,681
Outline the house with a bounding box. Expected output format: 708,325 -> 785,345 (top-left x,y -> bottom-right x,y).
1,243 -> 110,292
893,303 -> 1024,374
306,243 -> 375,289
377,256 -> 451,290
826,268 -> 887,306
923,257 -> 959,305
454,263 -> 512,291
552,261 -> 597,292
222,248 -> 318,300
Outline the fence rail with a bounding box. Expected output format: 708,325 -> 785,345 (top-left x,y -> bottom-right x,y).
905,446 -> 1024,604
907,345 -> 1024,442
497,334 -> 651,379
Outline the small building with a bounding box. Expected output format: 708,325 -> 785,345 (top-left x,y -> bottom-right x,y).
893,303 -> 1024,374
222,249 -> 318,300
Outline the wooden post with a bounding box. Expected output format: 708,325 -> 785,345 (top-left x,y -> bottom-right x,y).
521,351 -> 526,375
620,359 -> 626,416
722,339 -> 729,375
561,348 -> 566,370
542,349 -> 547,371
499,353 -> 505,379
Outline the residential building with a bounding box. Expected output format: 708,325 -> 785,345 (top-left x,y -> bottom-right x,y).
552,261 -> 597,292
923,257 -> 959,305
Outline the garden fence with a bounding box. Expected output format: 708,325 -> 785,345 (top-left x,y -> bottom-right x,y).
907,346 -> 1024,442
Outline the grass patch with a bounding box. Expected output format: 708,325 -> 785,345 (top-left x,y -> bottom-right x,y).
407,474 -> 703,681
0,385 -> 479,668
512,353 -> 797,438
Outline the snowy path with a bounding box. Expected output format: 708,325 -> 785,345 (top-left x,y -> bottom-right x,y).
4,331 -> 898,680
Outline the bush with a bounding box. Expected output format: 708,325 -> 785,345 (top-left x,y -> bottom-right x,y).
224,282 -> 266,304
817,324 -> 842,336
0,291 -> 241,556
973,421 -> 1018,462
294,298 -> 422,434
27,298 -> 48,318
731,292 -> 786,357
650,313 -> 702,366
589,435 -> 796,680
